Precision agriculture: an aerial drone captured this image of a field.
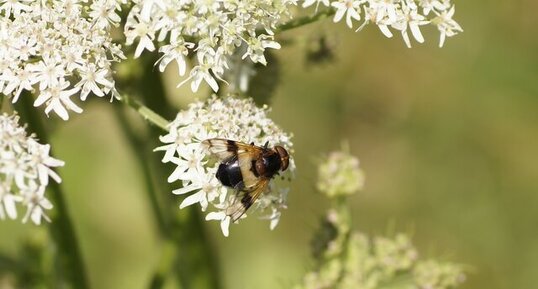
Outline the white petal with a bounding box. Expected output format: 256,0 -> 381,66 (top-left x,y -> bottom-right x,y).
333,6 -> 346,23
172,184 -> 200,195
205,74 -> 219,92
401,30 -> 412,48
205,211 -> 226,221
220,216 -> 230,237
379,25 -> 393,38
410,23 -> 424,43
31,206 -> 43,225
4,194 -> 19,219
439,31 -> 446,47
179,191 -> 203,209
49,99 -> 69,120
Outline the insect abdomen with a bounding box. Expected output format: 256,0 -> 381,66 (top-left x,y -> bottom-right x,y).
216,157 -> 245,190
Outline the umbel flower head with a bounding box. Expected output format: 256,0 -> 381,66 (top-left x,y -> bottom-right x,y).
125,0 -> 296,93
317,145 -> 365,197
296,209 -> 465,289
304,0 -> 463,48
0,0 -> 125,120
156,95 -> 295,236
0,113 -> 64,224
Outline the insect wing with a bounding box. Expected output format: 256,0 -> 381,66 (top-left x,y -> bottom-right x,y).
203,138 -> 263,189
226,178 -> 269,222
202,138 -> 262,161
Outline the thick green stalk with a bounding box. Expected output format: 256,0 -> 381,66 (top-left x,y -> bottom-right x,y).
13,93 -> 90,289
113,106 -> 170,236
113,106 -> 179,289
115,54 -> 221,289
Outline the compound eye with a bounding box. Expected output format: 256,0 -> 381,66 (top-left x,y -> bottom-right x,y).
275,146 -> 289,171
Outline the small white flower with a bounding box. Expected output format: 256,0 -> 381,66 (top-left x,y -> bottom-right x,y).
0,182 -> 21,220
242,35 -> 281,66
419,0 -> 449,15
332,0 -> 364,28
187,63 -> 220,93
156,96 -> 295,236
205,211 -> 231,237
432,5 -> 463,47
391,2 -> 430,48
75,64 -> 114,101
157,41 -> 195,75
0,113 -> 64,225
125,15 -> 156,58
358,6 -> 393,38
303,0 -> 331,12
33,80 -> 82,120
89,0 -> 123,29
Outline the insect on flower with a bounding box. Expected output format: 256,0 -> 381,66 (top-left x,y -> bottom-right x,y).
202,138 -> 290,222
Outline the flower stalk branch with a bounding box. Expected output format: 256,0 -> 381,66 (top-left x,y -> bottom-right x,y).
115,92 -> 170,131
277,9 -> 336,32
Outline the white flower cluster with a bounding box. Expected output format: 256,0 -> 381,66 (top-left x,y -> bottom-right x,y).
124,0 -> 296,93
0,0 -> 125,120
0,113 -> 64,225
156,96 -> 295,236
303,0 -> 462,47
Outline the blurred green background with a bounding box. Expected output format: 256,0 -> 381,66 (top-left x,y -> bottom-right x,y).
2,1 -> 538,289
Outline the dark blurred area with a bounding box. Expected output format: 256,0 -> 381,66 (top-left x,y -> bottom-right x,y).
2,1 -> 538,288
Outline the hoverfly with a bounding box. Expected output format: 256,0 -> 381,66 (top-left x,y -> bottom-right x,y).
202,138 -> 290,222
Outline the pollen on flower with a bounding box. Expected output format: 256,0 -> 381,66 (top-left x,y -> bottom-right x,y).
0,0 -> 126,120
0,113 -> 64,225
155,95 -> 295,236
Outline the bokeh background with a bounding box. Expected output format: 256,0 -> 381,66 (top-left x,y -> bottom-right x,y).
1,1 -> 538,289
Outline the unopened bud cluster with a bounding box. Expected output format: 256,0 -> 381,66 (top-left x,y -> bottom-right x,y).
317,148 -> 365,197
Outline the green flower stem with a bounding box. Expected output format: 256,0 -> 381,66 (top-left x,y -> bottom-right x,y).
277,9 -> 336,32
13,92 -> 90,289
113,105 -> 170,237
115,55 -> 221,289
148,240 -> 178,289
113,105 -> 180,289
115,92 -> 170,131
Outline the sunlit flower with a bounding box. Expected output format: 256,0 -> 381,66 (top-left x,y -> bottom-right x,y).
332,0 -> 364,28
304,0 -> 462,47
303,0 -> 331,12
391,1 -> 430,48
0,113 -> 64,225
125,0 -> 296,93
156,95 -> 295,236
432,5 -> 463,47
0,0 -> 125,120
